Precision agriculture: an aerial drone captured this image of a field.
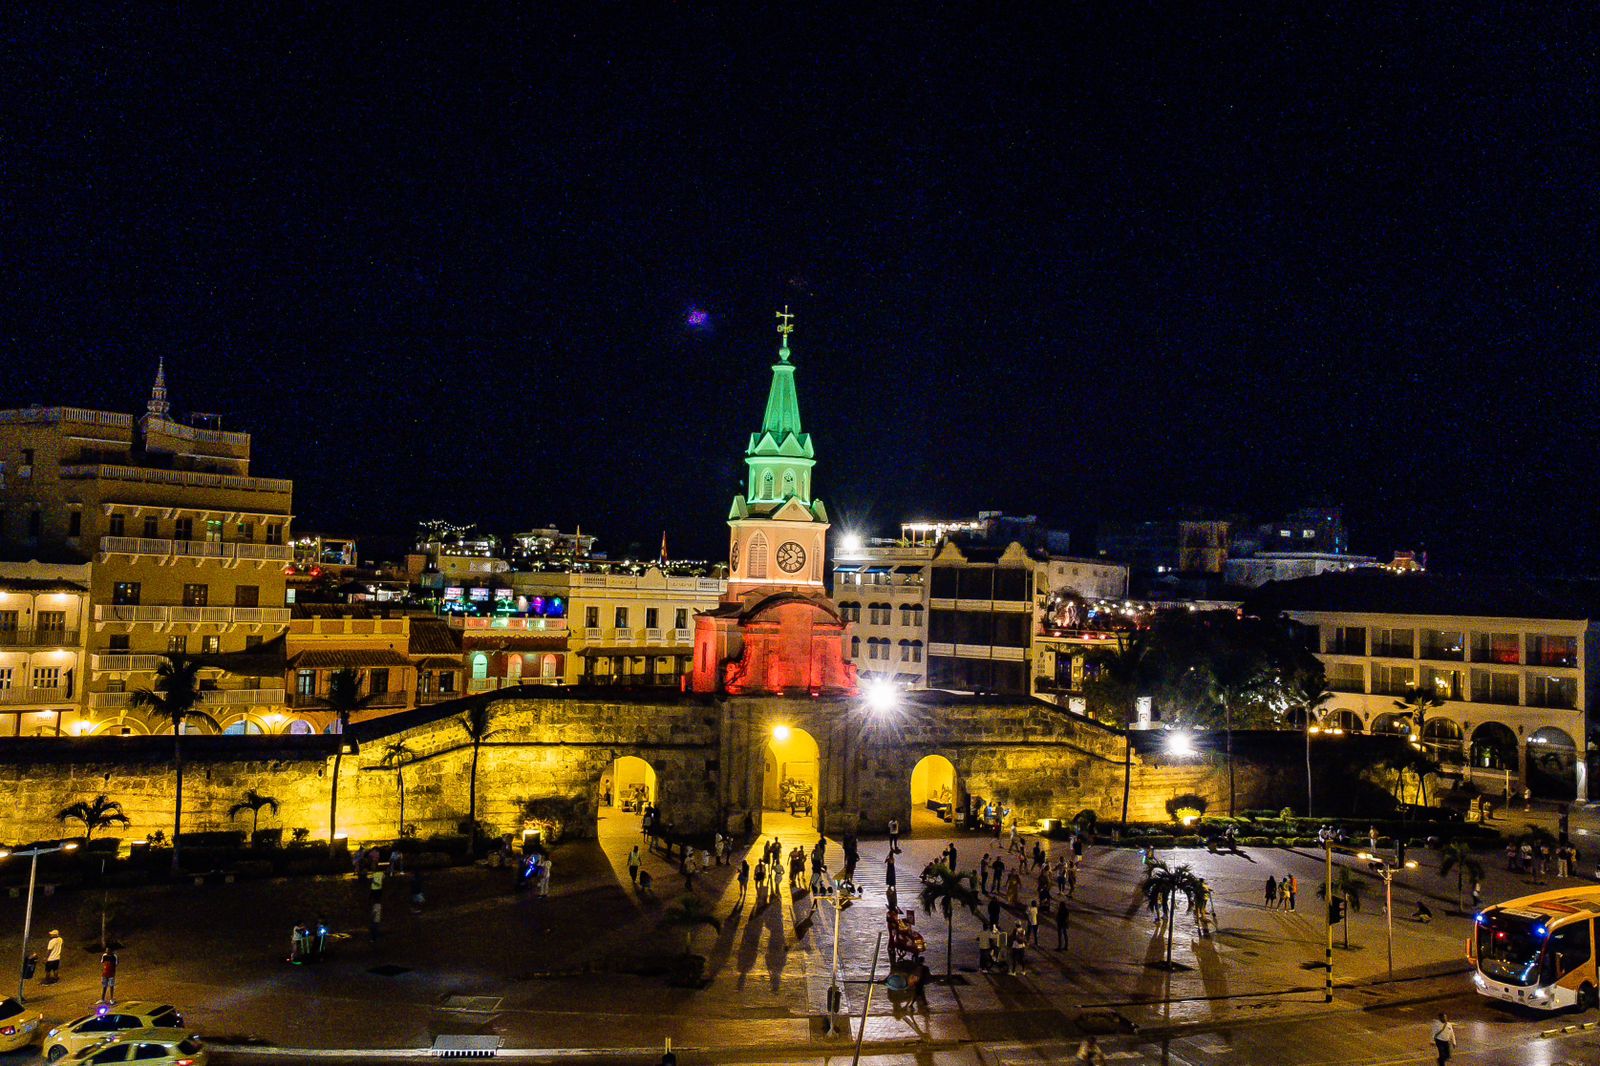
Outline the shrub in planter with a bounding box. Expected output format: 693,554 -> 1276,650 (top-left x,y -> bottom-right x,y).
177,831 -> 246,849
251,828 -> 283,849
1241,836 -> 1271,847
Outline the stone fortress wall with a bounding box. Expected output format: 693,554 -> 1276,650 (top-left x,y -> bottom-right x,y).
0,691 -> 1268,846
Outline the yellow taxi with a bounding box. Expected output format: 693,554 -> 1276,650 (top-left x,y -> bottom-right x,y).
0,996 -> 42,1051
42,1003 -> 183,1061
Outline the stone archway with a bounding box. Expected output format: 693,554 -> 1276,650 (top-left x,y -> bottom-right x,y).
909,754 -> 958,834
762,723 -> 821,834
598,754 -> 658,838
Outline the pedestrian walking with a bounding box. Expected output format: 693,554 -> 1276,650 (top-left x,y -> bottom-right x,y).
993,924 -> 1011,974
45,930 -> 63,982
1055,899 -> 1070,950
947,842 -> 959,870
1006,869 -> 1022,906
988,895 -> 1002,930
888,818 -> 901,853
684,848 -> 699,892
980,852 -> 992,893
369,867 -> 385,900
1432,1012 -> 1457,1064
1026,899 -> 1040,946
99,948 -> 117,1002
1076,1036 -> 1107,1065
1287,873 -> 1298,911
409,869 -> 425,913
538,856 -> 552,897
992,857 -> 1005,895
1010,919 -> 1028,974
737,859 -> 750,904
1523,786 -> 1532,812
978,923 -> 995,973
1471,880 -> 1482,911
1264,874 -> 1277,909
742,811 -> 755,845
628,845 -> 642,885
1066,861 -> 1077,898
368,900 -> 383,941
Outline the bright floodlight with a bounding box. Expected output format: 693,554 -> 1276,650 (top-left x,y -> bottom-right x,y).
1165,731 -> 1195,757
839,532 -> 863,554
63,842 -> 79,851
865,679 -> 898,715
772,724 -> 791,742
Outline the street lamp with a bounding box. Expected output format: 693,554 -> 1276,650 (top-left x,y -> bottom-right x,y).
1357,851 -> 1418,979
863,679 -> 898,716
0,841 -> 79,1003
815,874 -> 862,1032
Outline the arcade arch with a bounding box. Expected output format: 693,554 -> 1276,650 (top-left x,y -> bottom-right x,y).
1470,722 -> 1518,771
1527,726 -> 1579,799
1422,718 -> 1464,762
910,754 -> 958,834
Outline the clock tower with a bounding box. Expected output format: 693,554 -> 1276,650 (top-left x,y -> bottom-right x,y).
690,311 -> 857,696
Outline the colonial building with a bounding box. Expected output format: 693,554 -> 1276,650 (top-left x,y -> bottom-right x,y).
831,541 -> 933,687
511,567 -> 723,686
1247,570 -> 1600,800
0,364 -> 294,735
690,312 -> 856,696
0,561 -> 91,735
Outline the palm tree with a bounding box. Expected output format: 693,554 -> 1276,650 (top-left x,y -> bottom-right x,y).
1290,676 -> 1333,817
1395,687 -> 1447,762
1088,632 -> 1147,827
128,654 -> 204,873
228,789 -> 281,841
380,741 -> 416,837
1208,656 -> 1268,818
918,864 -> 982,978
56,794 -> 130,841
316,667 -> 376,849
1316,868 -> 1365,949
659,892 -> 722,958
460,699 -> 503,856
1439,840 -> 1486,915
1139,861 -> 1205,970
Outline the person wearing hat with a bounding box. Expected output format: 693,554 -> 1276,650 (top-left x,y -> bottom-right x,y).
44,930 -> 63,982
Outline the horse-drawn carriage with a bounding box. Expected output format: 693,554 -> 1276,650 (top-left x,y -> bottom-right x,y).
886,907 -> 926,962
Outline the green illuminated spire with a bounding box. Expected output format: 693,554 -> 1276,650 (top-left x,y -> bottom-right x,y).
744,307 -> 816,505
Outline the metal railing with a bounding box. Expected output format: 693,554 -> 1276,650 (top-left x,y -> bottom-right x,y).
91,653 -> 168,672
198,688 -> 286,706
94,605 -> 289,624
99,537 -> 293,563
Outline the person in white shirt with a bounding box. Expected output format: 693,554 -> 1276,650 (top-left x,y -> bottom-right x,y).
1431,1012 -> 1456,1064
44,930 -> 63,982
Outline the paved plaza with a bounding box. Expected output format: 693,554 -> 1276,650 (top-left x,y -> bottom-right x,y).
0,804 -> 1595,1064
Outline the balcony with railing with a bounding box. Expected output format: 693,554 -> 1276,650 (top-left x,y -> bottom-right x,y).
91,653 -> 169,672
98,537 -> 293,564
60,464 -> 291,495
467,676 -> 561,692
94,604 -> 290,625
0,686 -> 72,705
447,615 -> 566,632
199,687 -> 286,707
0,628 -> 81,648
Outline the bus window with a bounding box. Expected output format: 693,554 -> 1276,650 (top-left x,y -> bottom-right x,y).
1542,922 -> 1593,986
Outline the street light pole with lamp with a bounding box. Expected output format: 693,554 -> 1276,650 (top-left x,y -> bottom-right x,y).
0,841 -> 79,1003
1357,850 -> 1418,979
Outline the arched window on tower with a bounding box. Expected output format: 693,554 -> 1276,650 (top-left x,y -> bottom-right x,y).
783,470 -> 796,497
749,532 -> 769,578
761,471 -> 775,499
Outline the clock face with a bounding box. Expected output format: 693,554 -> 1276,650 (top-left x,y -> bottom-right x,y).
776,541 -> 807,574
730,540 -> 740,571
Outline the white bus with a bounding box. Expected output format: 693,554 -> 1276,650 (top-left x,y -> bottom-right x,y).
1469,886 -> 1600,1011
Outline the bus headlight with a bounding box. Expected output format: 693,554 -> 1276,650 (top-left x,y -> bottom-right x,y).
1472,973 -> 1486,989
1531,987 -> 1549,1000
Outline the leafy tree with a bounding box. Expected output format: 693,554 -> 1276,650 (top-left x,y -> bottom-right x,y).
56,794 -> 130,840
380,741 -> 416,838
659,892 -> 722,958
128,654 -> 204,873
460,699 -> 503,856
1139,860 -> 1205,970
1316,868 -> 1366,949
1439,840 -> 1486,915
917,864 -> 982,978
315,667 -> 376,849
228,789 -> 281,839
1086,631 -> 1148,826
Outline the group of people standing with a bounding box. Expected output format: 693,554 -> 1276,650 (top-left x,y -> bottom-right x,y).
1263,872 -> 1297,910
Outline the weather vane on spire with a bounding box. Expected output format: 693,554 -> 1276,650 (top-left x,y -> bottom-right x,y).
775,305 -> 795,361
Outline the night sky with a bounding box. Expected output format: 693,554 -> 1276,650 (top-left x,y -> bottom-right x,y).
5,8 -> 1595,570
